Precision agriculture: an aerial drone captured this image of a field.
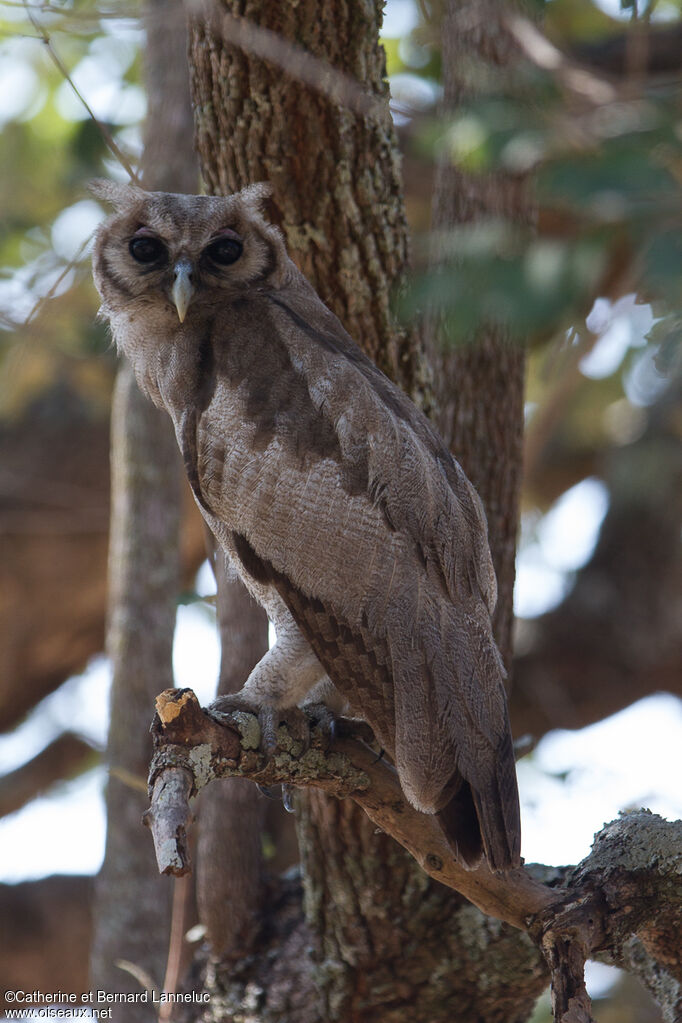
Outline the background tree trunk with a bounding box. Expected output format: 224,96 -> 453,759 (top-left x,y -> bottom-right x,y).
89,1 -> 197,1015
195,552 -> 270,960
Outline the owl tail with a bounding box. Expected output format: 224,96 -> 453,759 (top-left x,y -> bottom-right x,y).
437,741 -> 521,872
435,782 -> 484,869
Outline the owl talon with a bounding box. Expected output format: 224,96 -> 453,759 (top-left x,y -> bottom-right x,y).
301,701 -> 338,747
282,784 -> 296,813
258,705 -> 310,756
207,693 -> 260,721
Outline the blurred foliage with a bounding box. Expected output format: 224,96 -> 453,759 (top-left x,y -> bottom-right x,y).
0,0 -> 143,419
0,0 -> 679,491
380,0 -> 682,549
398,24 -> 681,364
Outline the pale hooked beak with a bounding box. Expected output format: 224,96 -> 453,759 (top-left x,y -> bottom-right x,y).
172,260 -> 195,323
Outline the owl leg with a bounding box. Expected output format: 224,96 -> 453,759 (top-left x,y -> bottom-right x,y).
209,620 -> 327,753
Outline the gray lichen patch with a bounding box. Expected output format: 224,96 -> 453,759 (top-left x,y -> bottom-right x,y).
622,934 -> 681,1023
230,711 -> 262,750
187,743 -> 217,790
269,744 -> 369,796
582,811 -> 682,878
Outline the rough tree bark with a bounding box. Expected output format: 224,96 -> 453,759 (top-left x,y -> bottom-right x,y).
89,357 -> 181,1018
89,1 -> 197,1016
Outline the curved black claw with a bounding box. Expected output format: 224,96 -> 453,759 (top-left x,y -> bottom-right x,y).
281,784 -> 296,814
208,692 -> 260,721
301,701 -> 339,748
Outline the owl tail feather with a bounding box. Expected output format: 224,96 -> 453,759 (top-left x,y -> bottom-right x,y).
436,768 -> 521,872
436,783 -> 484,870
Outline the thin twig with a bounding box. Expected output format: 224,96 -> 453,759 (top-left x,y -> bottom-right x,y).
159,877 -> 193,1021
24,235 -> 93,326
505,13 -> 617,105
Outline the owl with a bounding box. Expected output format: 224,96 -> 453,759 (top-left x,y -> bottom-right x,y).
91,180 -> 521,871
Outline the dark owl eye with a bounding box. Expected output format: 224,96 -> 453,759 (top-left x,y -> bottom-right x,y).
129,235 -> 166,264
205,236 -> 243,266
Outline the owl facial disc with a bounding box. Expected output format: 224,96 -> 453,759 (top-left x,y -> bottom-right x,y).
172,260 -> 195,322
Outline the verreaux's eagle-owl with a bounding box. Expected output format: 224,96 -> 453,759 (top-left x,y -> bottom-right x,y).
91,180 -> 521,871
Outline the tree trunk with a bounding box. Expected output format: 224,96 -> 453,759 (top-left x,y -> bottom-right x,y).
89,360 -> 181,1018
184,3 -> 545,1021
89,1 -> 197,1015
195,552 -> 270,959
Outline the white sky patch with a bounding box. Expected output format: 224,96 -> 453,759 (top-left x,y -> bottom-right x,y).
388,72 -> 439,124
0,658 -> 110,776
581,294 -> 653,379
383,0 -> 419,38
518,693 -> 682,866
88,31 -> 139,79
194,558 -> 217,597
0,769 -> 106,882
55,62 -> 146,124
0,268 -> 38,326
513,557 -> 568,620
515,479 -> 609,618
538,478 -> 609,572
51,200 -> 104,261
172,603 -> 221,706
0,57 -> 40,126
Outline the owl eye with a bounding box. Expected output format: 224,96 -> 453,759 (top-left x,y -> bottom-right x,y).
129,235 -> 167,264
205,236 -> 243,266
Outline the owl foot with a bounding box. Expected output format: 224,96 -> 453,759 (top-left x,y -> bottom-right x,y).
208,695 -> 311,758
301,701 -> 338,746
208,692 -> 260,720
258,705 -> 310,756
303,706 -> 380,754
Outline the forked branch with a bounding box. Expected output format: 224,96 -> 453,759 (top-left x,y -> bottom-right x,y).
145,688 -> 682,1023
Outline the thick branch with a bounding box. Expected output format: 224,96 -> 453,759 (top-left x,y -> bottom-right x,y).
533,812 -> 682,1023
147,690 -> 682,1022
147,690 -> 556,926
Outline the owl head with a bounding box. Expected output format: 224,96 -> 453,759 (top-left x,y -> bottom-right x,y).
90,180 -> 291,329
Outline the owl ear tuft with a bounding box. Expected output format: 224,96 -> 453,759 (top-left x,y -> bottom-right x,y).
238,181 -> 273,211
88,178 -> 147,210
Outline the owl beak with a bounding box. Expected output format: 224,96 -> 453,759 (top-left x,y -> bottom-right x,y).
172,261 -> 195,323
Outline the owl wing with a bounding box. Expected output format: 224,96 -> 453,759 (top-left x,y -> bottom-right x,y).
186,283 -> 520,868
